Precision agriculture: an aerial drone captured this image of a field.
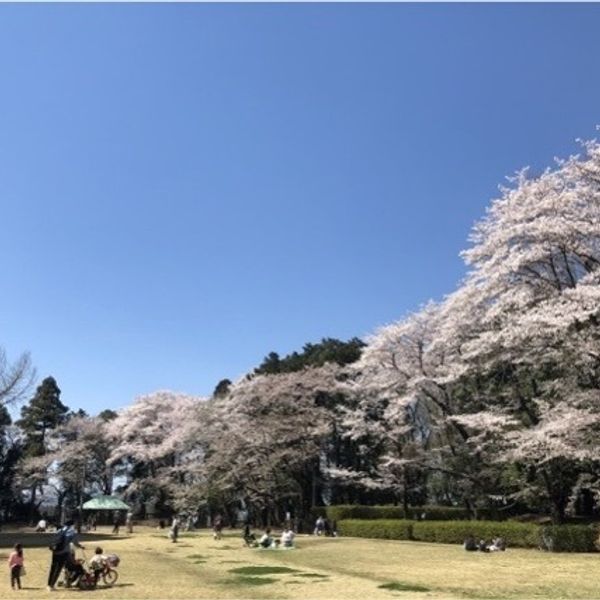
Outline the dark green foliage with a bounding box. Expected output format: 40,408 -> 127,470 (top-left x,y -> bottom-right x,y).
326,505 -> 407,521
17,376 -> 69,457
294,573 -> 329,578
255,337 -> 365,375
0,406 -> 23,519
326,505 -> 496,521
338,519 -> 414,540
212,379 -> 232,398
224,576 -> 277,586
98,409 -> 118,422
411,520 -> 539,548
538,525 -> 598,553
338,519 -> 598,552
378,581 -> 430,592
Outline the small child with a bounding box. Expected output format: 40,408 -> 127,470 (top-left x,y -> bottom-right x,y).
8,543 -> 24,590
89,547 -> 107,585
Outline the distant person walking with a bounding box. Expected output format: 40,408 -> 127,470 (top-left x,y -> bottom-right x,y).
314,516 -> 325,536
169,516 -> 179,543
112,512 -> 121,535
213,515 -> 223,540
125,512 -> 133,534
35,518 -> 47,532
8,543 -> 24,590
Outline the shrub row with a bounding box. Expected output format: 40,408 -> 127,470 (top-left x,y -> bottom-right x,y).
337,519 -> 599,552
538,525 -> 599,553
325,505 -> 499,522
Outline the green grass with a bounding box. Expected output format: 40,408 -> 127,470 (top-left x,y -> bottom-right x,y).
2,526 -> 600,598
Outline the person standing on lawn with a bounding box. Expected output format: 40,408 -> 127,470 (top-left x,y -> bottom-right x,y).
47,520 -> 84,591
8,543 -> 24,590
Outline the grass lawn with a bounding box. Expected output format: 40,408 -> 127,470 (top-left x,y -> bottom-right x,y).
1,526 -> 599,599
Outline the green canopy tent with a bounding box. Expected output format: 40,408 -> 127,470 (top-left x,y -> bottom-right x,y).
82,495 -> 130,511
81,496 -> 131,529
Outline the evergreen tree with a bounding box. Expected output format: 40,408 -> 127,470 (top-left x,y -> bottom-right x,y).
17,376 -> 69,517
0,406 -> 22,521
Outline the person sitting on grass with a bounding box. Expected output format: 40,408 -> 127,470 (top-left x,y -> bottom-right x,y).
463,535 -> 478,551
489,537 -> 506,552
89,546 -> 108,585
243,524 -> 257,547
280,527 -> 295,548
258,528 -> 273,548
478,539 -> 491,553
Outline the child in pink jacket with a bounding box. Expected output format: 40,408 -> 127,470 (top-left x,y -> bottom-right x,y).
8,543 -> 24,590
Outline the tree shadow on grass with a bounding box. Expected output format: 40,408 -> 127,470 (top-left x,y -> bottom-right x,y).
379,582 -> 430,593
229,566 -> 298,575
17,587 -> 44,591
223,576 -> 278,586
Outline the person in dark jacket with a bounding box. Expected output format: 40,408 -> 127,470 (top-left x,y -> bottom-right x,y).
47,520 -> 84,591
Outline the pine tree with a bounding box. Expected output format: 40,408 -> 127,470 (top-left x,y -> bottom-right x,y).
17,376 -> 69,518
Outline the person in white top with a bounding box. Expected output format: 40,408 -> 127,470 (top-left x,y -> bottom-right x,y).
258,528 -> 273,548
35,518 -> 47,532
89,546 -> 107,584
280,527 -> 295,548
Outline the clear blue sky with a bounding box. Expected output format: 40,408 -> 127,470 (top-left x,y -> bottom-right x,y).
1,4 -> 599,415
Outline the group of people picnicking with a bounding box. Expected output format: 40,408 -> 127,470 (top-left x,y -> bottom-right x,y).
463,535 -> 507,552
242,524 -> 296,549
313,515 -> 337,537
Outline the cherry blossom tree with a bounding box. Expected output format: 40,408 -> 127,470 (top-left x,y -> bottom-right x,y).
352,139 -> 600,520
196,364 -> 343,525
106,391 -> 203,515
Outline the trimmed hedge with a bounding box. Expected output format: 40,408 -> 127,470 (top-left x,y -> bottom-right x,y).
326,505 -> 406,521
325,505 -> 498,521
412,520 -> 538,548
539,525 -> 598,553
337,519 -> 599,552
337,519 -> 414,541
324,504 -> 500,521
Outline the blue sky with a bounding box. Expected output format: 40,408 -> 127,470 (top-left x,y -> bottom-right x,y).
1,4 -> 600,414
